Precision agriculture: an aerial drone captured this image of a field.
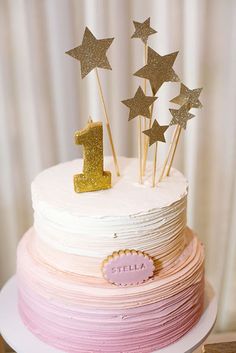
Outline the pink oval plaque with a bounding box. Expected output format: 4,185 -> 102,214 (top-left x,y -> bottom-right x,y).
102,250 -> 155,286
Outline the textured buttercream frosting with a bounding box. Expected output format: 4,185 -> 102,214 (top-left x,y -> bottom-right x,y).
32,157 -> 188,271
18,228 -> 204,353
17,157 -> 205,353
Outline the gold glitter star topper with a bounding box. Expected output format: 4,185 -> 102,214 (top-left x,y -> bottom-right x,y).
66,27 -> 120,176
66,27 -> 114,78
143,119 -> 169,187
159,103 -> 198,182
159,84 -> 203,182
131,17 -> 157,44
169,104 -> 195,130
122,86 -> 157,121
122,87 -> 157,184
134,47 -> 180,95
143,119 -> 168,146
131,18 -> 158,180
170,83 -> 203,110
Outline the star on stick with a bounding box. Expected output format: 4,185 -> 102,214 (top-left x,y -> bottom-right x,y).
169,104 -> 195,130
65,27 -> 114,78
122,87 -> 157,184
131,17 -> 157,44
143,119 -> 169,146
143,119 -> 169,187
66,27 -> 120,176
163,105 -> 195,179
132,19 -> 157,176
122,86 -> 157,121
134,47 -> 180,95
170,83 -> 203,110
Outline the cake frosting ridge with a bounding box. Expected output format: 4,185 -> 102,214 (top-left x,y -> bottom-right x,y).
17,157 -> 205,353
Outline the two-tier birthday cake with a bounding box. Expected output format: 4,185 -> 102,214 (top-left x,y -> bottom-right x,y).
16,17 -> 204,353
17,157 -> 204,353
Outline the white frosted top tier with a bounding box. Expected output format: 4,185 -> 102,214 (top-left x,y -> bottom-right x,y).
32,157 -> 188,219
31,157 -> 188,260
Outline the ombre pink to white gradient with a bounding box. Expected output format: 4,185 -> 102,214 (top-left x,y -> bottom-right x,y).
17,158 -> 205,352
17,229 -> 204,353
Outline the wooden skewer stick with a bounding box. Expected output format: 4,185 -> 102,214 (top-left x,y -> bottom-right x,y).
152,142 -> 158,187
158,125 -> 179,183
142,101 -> 155,175
142,43 -> 148,173
165,125 -> 182,177
138,117 -> 143,184
95,67 -> 120,176
143,44 -> 148,96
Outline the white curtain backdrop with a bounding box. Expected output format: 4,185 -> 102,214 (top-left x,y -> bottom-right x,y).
1,0 -> 236,332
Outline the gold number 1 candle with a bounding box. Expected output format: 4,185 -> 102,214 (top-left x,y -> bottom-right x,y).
74,120 -> 111,193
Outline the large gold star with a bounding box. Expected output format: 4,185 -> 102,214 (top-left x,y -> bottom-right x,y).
131,17 -> 157,44
170,83 -> 203,109
169,104 -> 195,130
122,86 -> 157,121
134,47 -> 180,95
65,27 -> 114,78
143,119 -> 169,146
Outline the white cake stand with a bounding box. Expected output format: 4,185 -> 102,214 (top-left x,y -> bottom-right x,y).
0,276 -> 217,353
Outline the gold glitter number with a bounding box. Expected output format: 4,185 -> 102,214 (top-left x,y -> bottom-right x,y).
74,121 -> 111,193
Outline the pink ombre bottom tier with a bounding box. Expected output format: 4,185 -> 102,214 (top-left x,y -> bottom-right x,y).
17,229 -> 204,353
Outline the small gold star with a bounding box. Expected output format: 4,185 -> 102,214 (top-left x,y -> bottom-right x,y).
143,119 -> 169,146
131,17 -> 157,44
65,27 -> 114,78
170,83 -> 203,110
169,104 -> 195,130
134,47 -> 180,95
122,86 -> 157,121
